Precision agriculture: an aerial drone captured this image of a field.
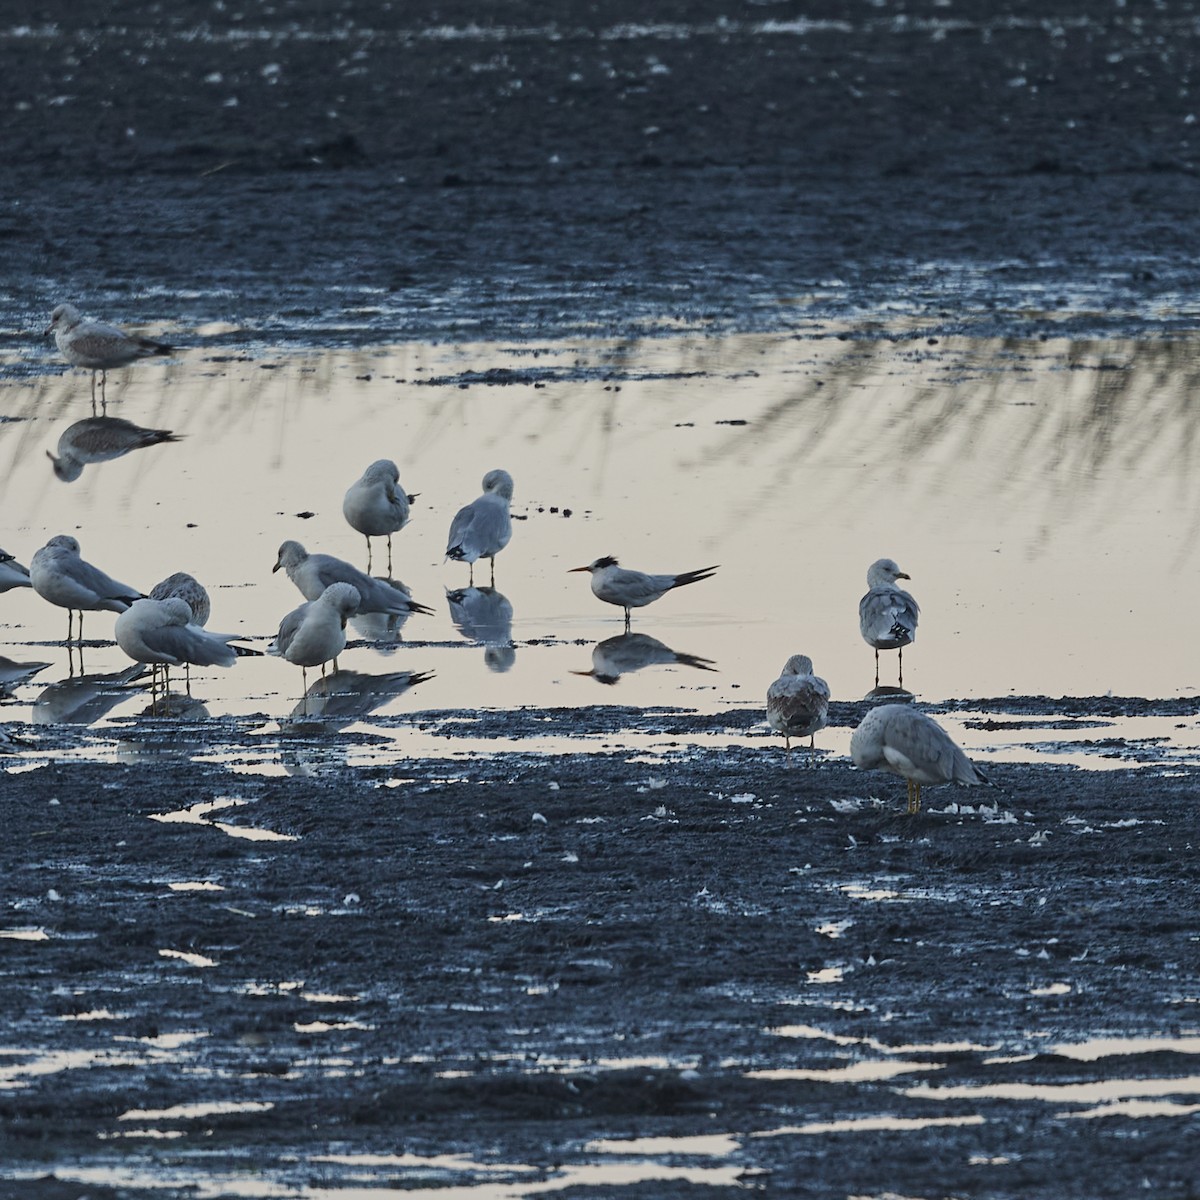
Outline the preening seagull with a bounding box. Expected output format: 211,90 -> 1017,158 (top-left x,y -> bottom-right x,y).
569,556 -> 718,631
849,703 -> 987,814
44,302 -> 172,409
445,468 -> 514,585
766,654 -> 830,765
273,540 -> 432,621
859,558 -> 919,690
47,416 -> 181,482
343,459 -> 412,573
30,535 -> 142,643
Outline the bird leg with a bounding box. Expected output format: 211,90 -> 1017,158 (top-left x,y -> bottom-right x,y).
784,735 -> 791,769
874,647 -> 880,689
489,556 -> 496,587
468,561 -> 475,586
78,610 -> 84,644
623,607 -> 632,633
807,734 -> 816,767
386,535 -> 393,577
898,646 -> 904,690
365,536 -> 373,574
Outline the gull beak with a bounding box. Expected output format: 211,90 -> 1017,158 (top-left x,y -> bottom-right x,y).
567,565 -> 592,573
42,322 -> 54,336
271,560 -> 282,573
898,572 -> 911,580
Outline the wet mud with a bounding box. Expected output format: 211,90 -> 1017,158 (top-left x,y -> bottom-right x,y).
3,2 -> 1200,1196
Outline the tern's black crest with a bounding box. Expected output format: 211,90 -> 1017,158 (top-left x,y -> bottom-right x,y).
593,555 -> 619,569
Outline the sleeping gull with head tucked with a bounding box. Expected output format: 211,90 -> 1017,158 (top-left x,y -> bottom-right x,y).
766,654 -> 830,766
343,459 -> 412,574
445,469 -> 514,585
30,535 -> 142,643
859,558 -> 919,690
44,302 -> 172,409
850,703 -> 986,814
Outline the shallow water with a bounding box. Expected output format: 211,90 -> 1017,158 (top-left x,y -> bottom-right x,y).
0,328 -> 1197,755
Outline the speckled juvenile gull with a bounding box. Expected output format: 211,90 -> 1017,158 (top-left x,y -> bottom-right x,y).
269,582 -> 362,696
445,468 -> 514,585
570,556 -> 718,631
0,549 -> 33,593
30,535 -> 142,643
343,459 -> 412,573
573,632 -> 716,685
849,703 -> 987,814
47,416 -> 181,482
149,572 -> 211,627
273,540 -> 432,621
859,558 -> 919,690
44,302 -> 172,407
766,654 -> 830,765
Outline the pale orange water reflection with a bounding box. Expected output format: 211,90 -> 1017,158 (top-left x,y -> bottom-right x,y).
0,330 -> 1196,727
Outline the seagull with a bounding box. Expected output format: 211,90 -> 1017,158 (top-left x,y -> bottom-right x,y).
44,302 -> 172,410
290,667 -> 434,725
849,703 -> 987,814
47,416 -> 182,482
766,654 -> 830,765
445,468 -> 513,585
269,582 -> 362,698
30,535 -> 142,643
0,549 -> 33,593
569,557 -> 719,631
343,459 -> 413,574
32,664 -> 148,727
115,597 -> 251,713
859,558 -> 919,690
273,540 -> 433,622
572,632 -> 716,684
148,572 -> 211,627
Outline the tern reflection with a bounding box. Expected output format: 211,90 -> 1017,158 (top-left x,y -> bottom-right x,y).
286,667 -> 434,731
47,416 -> 182,482
573,632 -> 716,685
446,585 -> 515,673
32,664 -> 148,726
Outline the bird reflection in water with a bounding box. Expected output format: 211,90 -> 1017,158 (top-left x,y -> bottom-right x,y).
446,585 -> 515,673
572,632 -> 716,685
32,664 -> 148,726
0,655 -> 53,699
285,668 -> 434,734
47,416 -> 182,482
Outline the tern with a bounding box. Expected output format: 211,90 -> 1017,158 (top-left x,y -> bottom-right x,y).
30,535 -> 142,644
766,654 -> 830,765
445,468 -> 513,585
343,459 -> 413,573
849,703 -> 987,814
44,302 -> 172,410
569,556 -> 718,630
859,558 -> 919,690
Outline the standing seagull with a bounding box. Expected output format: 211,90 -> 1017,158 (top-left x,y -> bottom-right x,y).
849,704 -> 987,814
343,459 -> 412,574
0,549 -> 33,593
859,558 -> 919,690
273,540 -> 432,621
44,302 -> 172,410
269,582 -> 362,698
570,557 -> 719,631
115,597 -> 247,713
30,535 -> 142,643
766,654 -> 831,766
47,416 -> 182,482
445,468 -> 513,585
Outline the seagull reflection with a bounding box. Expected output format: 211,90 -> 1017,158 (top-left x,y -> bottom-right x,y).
287,667 -> 434,730
0,655 -> 53,698
47,416 -> 182,482
572,632 -> 716,685
446,585 -> 515,672
32,664 -> 147,726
